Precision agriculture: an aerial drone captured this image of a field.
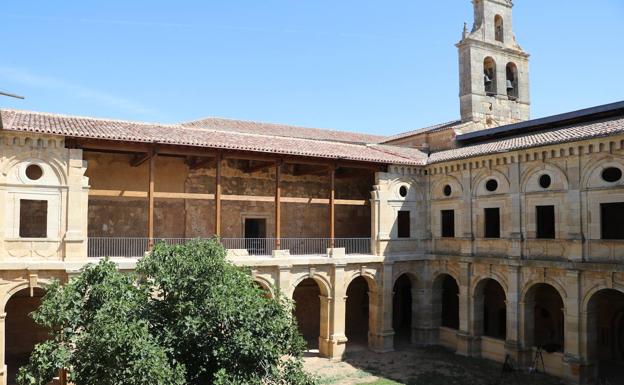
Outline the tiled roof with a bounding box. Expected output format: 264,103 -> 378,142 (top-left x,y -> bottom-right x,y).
378,120 -> 463,144
0,109 -> 427,165
182,117 -> 385,144
429,115 -> 624,163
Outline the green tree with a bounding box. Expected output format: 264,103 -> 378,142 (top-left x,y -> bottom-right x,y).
17,239 -> 316,385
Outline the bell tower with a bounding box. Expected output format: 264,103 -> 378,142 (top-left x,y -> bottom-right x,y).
457,0 -> 530,130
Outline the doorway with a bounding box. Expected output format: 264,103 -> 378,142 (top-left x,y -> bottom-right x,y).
244,218 -> 267,255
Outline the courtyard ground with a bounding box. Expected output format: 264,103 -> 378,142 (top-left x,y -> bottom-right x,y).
302,345 -> 563,385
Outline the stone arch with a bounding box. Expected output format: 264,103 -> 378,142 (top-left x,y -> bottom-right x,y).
521,282 -> 566,352
520,163 -> 569,193
494,15 -> 504,43
472,277 -> 507,339
431,175 -> 464,200
483,57 -> 497,96
473,169 -> 511,196
3,281 -> 51,385
393,273 -> 417,347
253,277 -> 274,298
505,62 -> 518,99
2,155 -> 68,187
581,155 -> 624,190
290,273 -> 331,299
345,272 -> 378,349
387,177 -> 422,201
292,277 -> 327,352
583,287 -> 624,383
432,273 -> 459,330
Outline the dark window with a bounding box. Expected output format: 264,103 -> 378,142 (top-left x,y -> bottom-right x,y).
441,210 -> 455,238
399,186 -> 408,198
485,179 -> 498,192
19,199 -> 48,238
536,205 -> 556,239
484,208 -> 501,238
443,185 -> 452,197
539,174 -> 552,189
601,203 -> 624,240
398,211 -> 410,238
602,167 -> 623,183
244,218 -> 267,254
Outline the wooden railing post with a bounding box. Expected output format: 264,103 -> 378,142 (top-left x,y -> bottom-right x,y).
215,152 -> 223,237
275,160 -> 282,250
329,164 -> 336,249
147,147 -> 156,250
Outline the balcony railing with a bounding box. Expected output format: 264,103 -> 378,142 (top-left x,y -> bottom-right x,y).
87,237 -> 371,258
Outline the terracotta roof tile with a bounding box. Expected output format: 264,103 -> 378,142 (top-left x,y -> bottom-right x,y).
429,116 -> 624,163
1,109 -> 427,165
182,117 -> 385,144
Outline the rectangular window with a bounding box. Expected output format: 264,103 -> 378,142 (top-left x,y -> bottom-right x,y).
441,210 -> 455,238
19,199 -> 48,238
601,202 -> 624,240
397,211 -> 410,238
536,205 -> 556,239
484,208 -> 501,239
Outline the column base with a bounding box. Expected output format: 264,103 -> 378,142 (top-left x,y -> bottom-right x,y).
562,354 -> 591,385
412,326 -> 438,346
320,335 -> 347,361
369,330 -> 395,353
455,331 -> 480,357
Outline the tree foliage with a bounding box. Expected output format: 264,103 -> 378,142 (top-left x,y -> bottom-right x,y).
17,239 -> 315,385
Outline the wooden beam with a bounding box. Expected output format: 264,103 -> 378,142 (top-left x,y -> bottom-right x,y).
329,164 -> 336,248
131,152 -> 152,167
215,152 -> 223,237
89,190 -> 367,205
73,138 -> 384,170
147,149 -> 156,249
88,190 -> 368,205
275,161 -> 282,249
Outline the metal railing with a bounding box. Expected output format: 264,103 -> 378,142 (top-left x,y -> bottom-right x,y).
87,237 -> 371,258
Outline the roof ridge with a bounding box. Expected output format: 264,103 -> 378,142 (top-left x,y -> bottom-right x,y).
380,119 -> 463,143
183,116 -> 386,140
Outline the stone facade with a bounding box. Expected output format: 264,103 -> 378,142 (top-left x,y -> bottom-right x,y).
0,2 -> 621,385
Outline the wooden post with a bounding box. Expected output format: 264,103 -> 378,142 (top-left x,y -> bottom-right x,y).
275,160 -> 282,249
329,164 -> 336,249
215,152 -> 222,237
147,148 -> 156,249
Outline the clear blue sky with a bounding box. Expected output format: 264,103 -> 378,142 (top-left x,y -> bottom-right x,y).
0,0 -> 622,136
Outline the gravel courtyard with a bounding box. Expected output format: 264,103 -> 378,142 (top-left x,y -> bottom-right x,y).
302,345 -> 563,385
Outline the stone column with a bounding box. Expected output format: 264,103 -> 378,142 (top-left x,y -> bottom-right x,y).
505,265 -> 526,365
327,264 -> 347,360
277,265 -> 291,297
456,261 -> 480,356
319,295 -> 333,359
63,149 -> 88,261
369,263 -> 394,352
413,264 -> 438,345
562,270 -> 584,384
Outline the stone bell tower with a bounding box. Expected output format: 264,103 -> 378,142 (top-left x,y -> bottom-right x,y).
457,0 -> 530,131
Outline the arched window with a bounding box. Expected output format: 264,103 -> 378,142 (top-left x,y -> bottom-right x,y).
506,62 -> 519,99
483,57 -> 497,96
494,15 -> 504,43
